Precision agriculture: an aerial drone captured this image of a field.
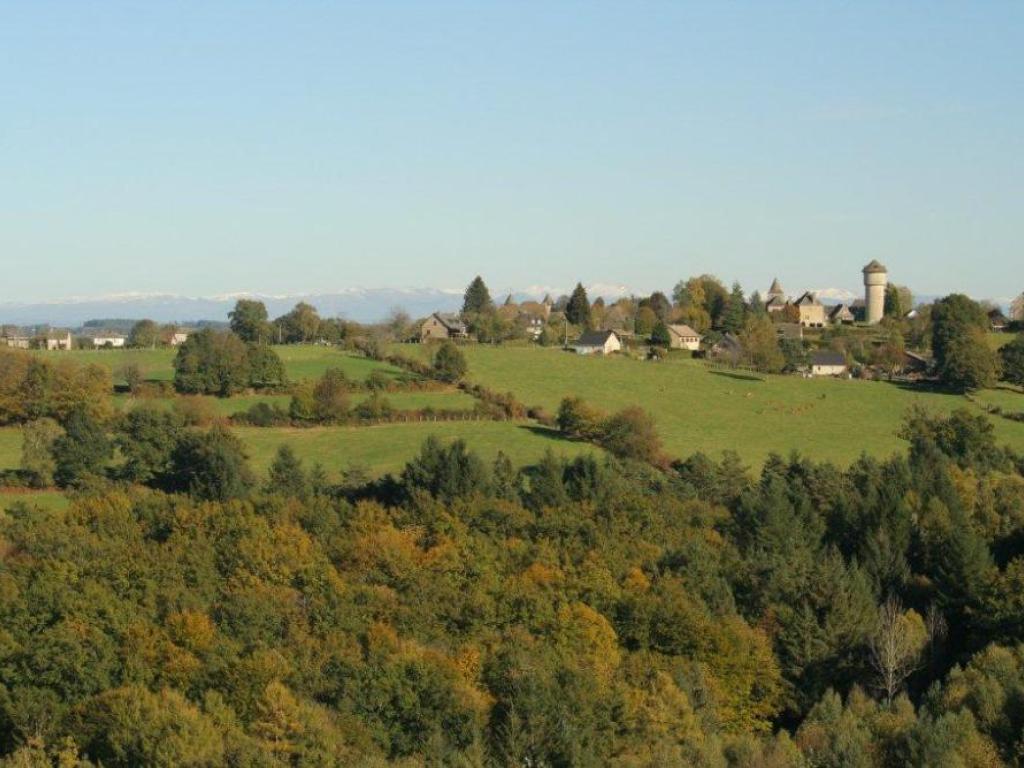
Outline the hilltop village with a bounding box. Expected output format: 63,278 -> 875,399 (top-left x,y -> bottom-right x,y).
3,263 -> 1022,389
418,263 -> 1021,383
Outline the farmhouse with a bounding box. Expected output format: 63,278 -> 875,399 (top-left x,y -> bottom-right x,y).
170,331 -> 190,346
810,350 -> 848,377
420,313 -> 468,342
988,308 -> 1009,332
666,324 -> 701,351
90,332 -> 126,348
793,292 -> 826,328
829,304 -> 855,324
572,329 -> 621,356
44,331 -> 73,351
1,333 -> 31,350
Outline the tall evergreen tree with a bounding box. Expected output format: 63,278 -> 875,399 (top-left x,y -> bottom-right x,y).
722,282 -> 747,334
566,283 -> 591,327
462,276 -> 494,316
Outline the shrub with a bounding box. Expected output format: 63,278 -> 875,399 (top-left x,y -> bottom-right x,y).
433,342 -> 468,383
173,396 -> 216,427
237,401 -> 289,427
600,406 -> 663,464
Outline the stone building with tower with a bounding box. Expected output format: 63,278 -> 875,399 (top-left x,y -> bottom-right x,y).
862,260 -> 888,325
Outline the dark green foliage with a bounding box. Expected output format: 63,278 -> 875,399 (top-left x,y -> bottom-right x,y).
999,333 -> 1024,386
265,444 -> 309,499
722,281 -> 747,334
228,298 -> 270,343
166,425 -> 255,501
245,344 -> 287,388
401,436 -> 490,503
127,318 -> 160,348
462,275 -> 494,316
565,282 -> 591,327
172,329 -> 250,396
433,341 -> 467,383
114,406 -> 184,484
650,321 -> 671,348
931,294 -> 1000,391
52,407 -> 112,488
313,369 -> 350,423
273,301 -> 322,343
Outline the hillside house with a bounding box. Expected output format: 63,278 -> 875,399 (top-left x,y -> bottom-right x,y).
667,324 -> 702,351
572,329 -> 621,356
420,313 -> 468,342
829,304 -> 855,324
44,331 -> 73,351
90,332 -> 126,348
793,292 -> 827,327
988,309 -> 1009,332
810,350 -> 848,377
1,332 -> 31,349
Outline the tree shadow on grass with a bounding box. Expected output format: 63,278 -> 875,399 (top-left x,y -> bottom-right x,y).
517,424 -> 586,445
708,369 -> 766,383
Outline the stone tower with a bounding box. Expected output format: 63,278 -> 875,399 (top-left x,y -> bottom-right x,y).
862,260 -> 888,325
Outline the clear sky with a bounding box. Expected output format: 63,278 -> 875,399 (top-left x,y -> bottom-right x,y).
1,1 -> 1021,303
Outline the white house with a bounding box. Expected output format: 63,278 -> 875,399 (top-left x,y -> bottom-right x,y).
170,332 -> 190,346
572,329 -> 622,356
44,332 -> 73,351
90,332 -> 126,348
810,350 -> 848,377
667,324 -> 702,351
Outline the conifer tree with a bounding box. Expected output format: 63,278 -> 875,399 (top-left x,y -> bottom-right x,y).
462,276 -> 494,316
566,283 -> 591,327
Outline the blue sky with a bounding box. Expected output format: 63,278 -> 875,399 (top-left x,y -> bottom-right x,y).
1,1 -> 1021,303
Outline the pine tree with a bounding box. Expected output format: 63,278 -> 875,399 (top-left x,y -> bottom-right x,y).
722,282 -> 747,334
566,283 -> 591,327
462,276 -> 494,316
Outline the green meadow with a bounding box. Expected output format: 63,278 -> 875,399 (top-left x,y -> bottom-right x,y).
396,343 -> 1024,465
234,421 -> 597,479
33,345 -> 402,385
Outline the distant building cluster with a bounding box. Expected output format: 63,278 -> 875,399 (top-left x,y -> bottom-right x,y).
764,261 -> 889,328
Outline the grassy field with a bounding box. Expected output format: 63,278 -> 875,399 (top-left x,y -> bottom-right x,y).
32,346 -> 403,385
395,344 -> 1024,465
235,421 -> 597,479
112,388 -> 478,417
0,428 -> 20,472
0,490 -> 69,514
973,385 -> 1024,414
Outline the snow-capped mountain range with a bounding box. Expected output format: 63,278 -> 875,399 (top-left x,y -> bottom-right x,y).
0,285 -> 994,328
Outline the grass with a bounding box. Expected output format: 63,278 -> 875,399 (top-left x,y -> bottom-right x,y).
0,490 -> 69,514
0,428 -> 21,472
973,385 -> 1024,415
112,388 -> 478,417
236,421 -> 597,479
394,344 -> 1024,466
32,346 -> 403,385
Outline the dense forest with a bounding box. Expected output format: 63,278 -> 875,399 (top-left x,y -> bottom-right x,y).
1,404 -> 1024,766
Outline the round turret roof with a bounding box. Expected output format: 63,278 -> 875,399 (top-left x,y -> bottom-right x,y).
862,259 -> 888,274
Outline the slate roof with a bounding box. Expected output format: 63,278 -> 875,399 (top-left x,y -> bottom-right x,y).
574,330 -> 618,347
793,291 -> 821,306
862,259 -> 888,274
433,313 -> 467,333
767,278 -> 785,297
811,350 -> 847,367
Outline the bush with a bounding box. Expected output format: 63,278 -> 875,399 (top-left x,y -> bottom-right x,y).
556,396 -> 605,440
236,401 -> 290,427
172,396 -> 216,427
433,342 -> 468,383
600,406 -> 663,464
